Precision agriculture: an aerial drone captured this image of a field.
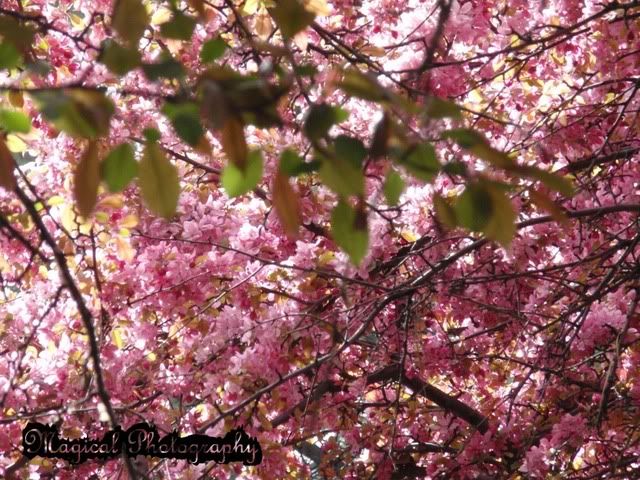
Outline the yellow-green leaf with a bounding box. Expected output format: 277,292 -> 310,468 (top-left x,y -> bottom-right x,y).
5,134 -> 26,153
279,148 -> 319,176
112,0 -> 149,45
517,166 -> 574,196
221,149 -> 263,197
243,0 -> 261,15
433,193 -> 456,228
339,69 -> 389,102
454,183 -> 493,232
424,97 -> 462,119
269,0 -> 315,39
100,143 -> 137,192
331,199 -> 368,265
99,40 -> 141,75
162,102 -> 204,146
200,37 -> 227,63
306,0 -> 331,15
442,128 -> 514,169
0,108 -> 31,133
383,169 -> 404,206
399,143 -> 440,181
159,11 -> 197,40
319,153 -> 364,197
0,42 -> 21,70
141,54 -> 185,80
138,142 -> 180,218
483,183 -> 516,247
303,103 -> 348,140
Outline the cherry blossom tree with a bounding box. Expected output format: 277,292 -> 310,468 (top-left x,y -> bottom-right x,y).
1,0 -> 640,478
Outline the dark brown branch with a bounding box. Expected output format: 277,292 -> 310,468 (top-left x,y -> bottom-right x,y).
596,289 -> 640,428
271,364 -> 489,433
561,147 -> 640,173
13,186 -> 140,480
416,0 -> 452,74
0,211 -> 49,263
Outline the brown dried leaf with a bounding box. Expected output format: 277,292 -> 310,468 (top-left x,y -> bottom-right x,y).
73,142 -> 100,218
272,172 -> 301,236
221,117 -> 248,170
0,138 -> 17,190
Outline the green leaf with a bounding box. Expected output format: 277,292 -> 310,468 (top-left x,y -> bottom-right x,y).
279,149 -> 319,176
383,169 -> 404,206
294,64 -> 317,77
399,143 -> 440,181
143,127 -> 161,142
424,97 -> 462,119
25,60 -> 51,76
454,183 -> 493,231
303,104 -> 348,140
279,149 -> 303,175
138,141 -> 180,218
221,149 -> 263,197
319,152 -> 364,197
242,97 -> 283,127
212,72 -> 290,114
442,129 -> 482,149
442,161 -> 467,176
516,166 -> 574,196
161,102 -> 204,146
0,109 -> 31,133
142,54 -> 185,80
112,0 -> 149,45
483,183 -> 516,247
200,37 -> 227,63
331,199 -> 369,265
442,128 -> 514,168
199,65 -> 245,86
0,42 -> 21,69
335,135 -> 367,167
339,69 -> 389,102
269,0 -> 315,39
99,40 -> 141,75
160,11 -> 197,40
32,89 -> 115,139
100,143 -> 138,192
